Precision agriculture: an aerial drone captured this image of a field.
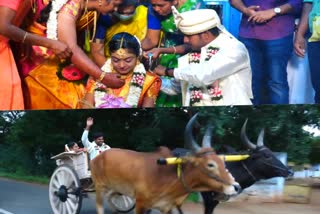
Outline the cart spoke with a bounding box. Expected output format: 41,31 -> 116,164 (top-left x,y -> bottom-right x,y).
68,193 -> 77,202
52,178 -> 60,190
58,201 -> 63,213
66,197 -> 76,212
123,196 -> 134,207
62,203 -> 68,214
64,175 -> 72,187
54,195 -> 61,204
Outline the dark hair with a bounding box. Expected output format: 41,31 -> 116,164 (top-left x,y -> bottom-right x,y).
93,132 -> 104,140
38,1 -> 53,23
67,142 -> 76,149
208,27 -> 220,37
118,0 -> 139,9
108,32 -> 141,56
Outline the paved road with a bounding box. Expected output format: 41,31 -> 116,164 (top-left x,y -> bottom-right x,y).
0,177 -> 102,214
0,178 -> 161,214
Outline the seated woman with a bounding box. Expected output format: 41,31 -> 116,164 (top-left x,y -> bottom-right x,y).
81,32 -> 161,108
65,141 -> 87,153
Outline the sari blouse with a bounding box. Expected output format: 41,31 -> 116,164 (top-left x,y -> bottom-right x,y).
60,0 -> 81,19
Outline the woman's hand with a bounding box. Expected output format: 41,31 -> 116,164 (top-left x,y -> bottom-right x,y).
143,48 -> 162,59
102,73 -> 125,88
50,40 -> 73,59
153,65 -> 166,76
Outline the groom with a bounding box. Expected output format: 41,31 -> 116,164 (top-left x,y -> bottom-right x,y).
154,7 -> 253,106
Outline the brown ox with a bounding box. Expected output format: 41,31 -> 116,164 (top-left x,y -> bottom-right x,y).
90,114 -> 239,214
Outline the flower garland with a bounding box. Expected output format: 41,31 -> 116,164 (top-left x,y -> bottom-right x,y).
47,0 -> 69,40
188,46 -> 223,106
96,59 -> 146,108
56,59 -> 88,84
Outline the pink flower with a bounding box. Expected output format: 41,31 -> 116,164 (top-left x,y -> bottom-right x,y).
189,52 -> 201,63
95,83 -> 107,91
97,94 -> 131,108
132,74 -> 145,87
61,65 -> 87,81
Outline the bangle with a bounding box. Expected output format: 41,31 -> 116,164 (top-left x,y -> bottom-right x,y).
171,46 -> 177,54
92,38 -> 104,44
22,32 -> 28,43
97,71 -> 106,82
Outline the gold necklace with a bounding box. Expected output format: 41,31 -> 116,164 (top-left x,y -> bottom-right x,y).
31,0 -> 37,14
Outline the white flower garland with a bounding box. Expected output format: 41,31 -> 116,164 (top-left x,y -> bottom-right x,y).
98,59 -> 146,107
47,0 -> 69,40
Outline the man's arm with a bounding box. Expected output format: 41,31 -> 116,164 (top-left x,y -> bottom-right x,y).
173,44 -> 250,86
81,129 -> 91,149
294,2 -> 313,57
229,0 -> 259,17
141,6 -> 162,50
81,117 -> 94,149
141,29 -> 161,50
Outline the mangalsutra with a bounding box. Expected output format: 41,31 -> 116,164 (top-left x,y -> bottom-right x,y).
31,0 -> 37,14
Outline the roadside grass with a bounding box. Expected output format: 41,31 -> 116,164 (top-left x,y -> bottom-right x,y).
0,171 -> 49,185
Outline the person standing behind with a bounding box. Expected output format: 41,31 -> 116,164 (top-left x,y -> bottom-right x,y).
21,0 -> 125,110
91,0 -> 147,67
141,0 -> 205,107
81,117 -> 111,160
0,0 -> 72,110
294,1 -> 320,104
230,0 -> 302,105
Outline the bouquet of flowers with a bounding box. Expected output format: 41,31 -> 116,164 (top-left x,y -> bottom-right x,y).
97,94 -> 131,108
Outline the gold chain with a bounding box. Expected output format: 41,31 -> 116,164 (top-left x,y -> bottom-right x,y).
31,0 -> 37,14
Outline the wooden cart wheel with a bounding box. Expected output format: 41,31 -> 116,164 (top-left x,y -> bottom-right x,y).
107,192 -> 135,213
49,164 -> 83,214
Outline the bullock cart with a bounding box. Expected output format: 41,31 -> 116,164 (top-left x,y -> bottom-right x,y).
49,151 -> 135,214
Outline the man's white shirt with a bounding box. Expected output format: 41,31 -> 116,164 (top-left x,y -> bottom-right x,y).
165,33 -> 253,106
81,130 -> 110,160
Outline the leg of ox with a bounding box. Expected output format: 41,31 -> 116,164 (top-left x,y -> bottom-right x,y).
95,187 -> 104,214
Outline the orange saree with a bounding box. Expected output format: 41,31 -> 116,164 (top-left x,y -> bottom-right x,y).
22,0 -> 93,109
0,0 -> 24,110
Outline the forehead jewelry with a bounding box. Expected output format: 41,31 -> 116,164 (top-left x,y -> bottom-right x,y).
116,36 -> 126,58
116,48 -> 126,58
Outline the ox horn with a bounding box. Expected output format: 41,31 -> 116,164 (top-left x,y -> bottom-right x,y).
202,125 -> 213,148
184,113 -> 201,152
240,118 -> 257,150
257,128 -> 265,147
